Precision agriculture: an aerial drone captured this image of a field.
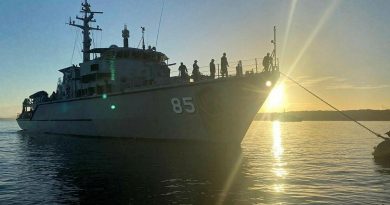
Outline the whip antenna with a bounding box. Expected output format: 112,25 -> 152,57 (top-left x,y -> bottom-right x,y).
155,0 -> 165,49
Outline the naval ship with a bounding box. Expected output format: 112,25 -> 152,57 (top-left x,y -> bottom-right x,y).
17,0 -> 279,144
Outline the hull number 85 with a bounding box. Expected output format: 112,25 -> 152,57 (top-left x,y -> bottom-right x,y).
171,97 -> 195,114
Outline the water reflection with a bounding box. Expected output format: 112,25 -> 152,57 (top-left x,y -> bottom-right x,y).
272,121 -> 284,159
14,132 -> 245,204
216,152 -> 243,205
374,157 -> 390,175
272,121 -> 287,193
3,121 -> 390,204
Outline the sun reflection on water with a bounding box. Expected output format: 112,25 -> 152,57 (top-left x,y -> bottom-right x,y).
272,121 -> 284,159
272,121 -> 288,193
273,184 -> 285,193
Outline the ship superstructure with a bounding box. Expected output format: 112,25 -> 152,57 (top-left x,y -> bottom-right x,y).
17,0 -> 279,144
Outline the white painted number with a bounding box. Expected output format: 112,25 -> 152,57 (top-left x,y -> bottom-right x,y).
182,97 -> 195,113
171,97 -> 195,114
171,98 -> 183,113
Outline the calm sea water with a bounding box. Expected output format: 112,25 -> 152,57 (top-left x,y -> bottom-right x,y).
0,120 -> 389,204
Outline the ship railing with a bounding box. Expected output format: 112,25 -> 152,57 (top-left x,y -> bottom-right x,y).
170,57 -> 279,79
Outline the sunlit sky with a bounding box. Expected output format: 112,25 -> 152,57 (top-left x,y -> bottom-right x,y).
0,0 -> 389,117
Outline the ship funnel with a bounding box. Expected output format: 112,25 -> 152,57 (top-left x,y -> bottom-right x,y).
122,25 -> 130,48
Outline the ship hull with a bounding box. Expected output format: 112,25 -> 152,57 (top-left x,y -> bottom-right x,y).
17,72 -> 279,144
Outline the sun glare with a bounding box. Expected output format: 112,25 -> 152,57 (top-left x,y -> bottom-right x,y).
263,84 -> 285,112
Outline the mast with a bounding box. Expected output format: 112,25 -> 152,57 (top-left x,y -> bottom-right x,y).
141,27 -> 146,50
67,0 -> 102,62
271,26 -> 277,68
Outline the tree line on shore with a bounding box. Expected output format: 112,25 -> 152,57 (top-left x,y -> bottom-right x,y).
256,109 -> 390,121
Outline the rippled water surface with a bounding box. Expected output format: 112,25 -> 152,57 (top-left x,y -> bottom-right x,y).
1,120 -> 390,204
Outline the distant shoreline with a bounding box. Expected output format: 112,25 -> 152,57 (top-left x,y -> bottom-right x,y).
256,109 -> 390,121
0,118 -> 15,121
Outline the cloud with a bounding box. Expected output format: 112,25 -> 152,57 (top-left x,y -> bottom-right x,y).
284,75 -> 389,90
283,75 -> 345,87
326,84 -> 390,90
302,76 -> 345,86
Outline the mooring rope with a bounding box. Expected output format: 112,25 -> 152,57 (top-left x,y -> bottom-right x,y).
280,72 -> 388,140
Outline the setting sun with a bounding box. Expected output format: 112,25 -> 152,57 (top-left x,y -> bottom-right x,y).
262,83 -> 285,112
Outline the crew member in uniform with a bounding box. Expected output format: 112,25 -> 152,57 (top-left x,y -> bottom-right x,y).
262,53 -> 270,72
192,60 -> 200,81
221,53 -> 229,77
236,60 -> 243,76
178,62 -> 188,79
209,59 -> 216,79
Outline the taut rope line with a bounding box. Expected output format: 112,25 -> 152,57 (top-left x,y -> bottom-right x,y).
280,72 -> 388,140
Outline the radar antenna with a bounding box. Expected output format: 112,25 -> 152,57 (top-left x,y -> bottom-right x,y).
67,0 -> 103,62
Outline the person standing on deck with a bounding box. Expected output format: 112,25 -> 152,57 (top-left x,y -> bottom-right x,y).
192,60 -> 200,81
236,60 -> 243,76
178,62 -> 188,78
209,59 -> 216,79
221,53 -> 229,77
262,53 -> 270,72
